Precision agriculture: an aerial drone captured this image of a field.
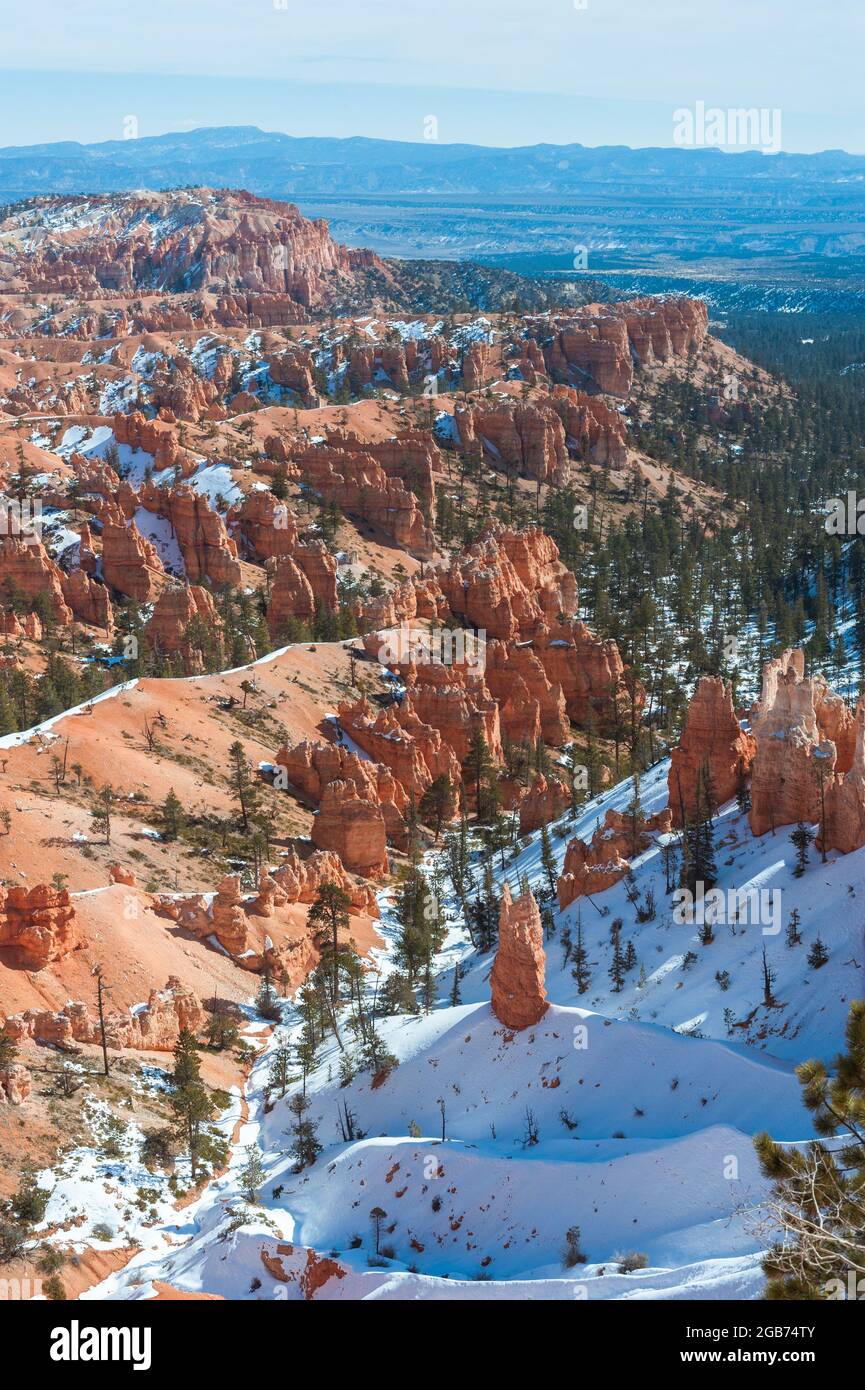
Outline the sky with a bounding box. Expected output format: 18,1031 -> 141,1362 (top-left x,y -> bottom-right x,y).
1,0 -> 863,153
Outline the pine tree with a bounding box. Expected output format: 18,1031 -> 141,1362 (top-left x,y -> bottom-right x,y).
790,822 -> 814,878
286,1092 -> 321,1171
572,912 -> 591,994
785,909 -> 802,947
370,1205 -> 387,1255
0,683 -> 17,735
463,727 -> 496,823
583,713 -> 603,797
812,753 -> 830,864
393,867 -> 445,996
445,812 -> 471,903
228,739 -> 259,834
761,945 -> 778,1005
466,892 -> 498,954
0,1028 -> 17,1069
697,761 -> 718,882
169,1029 -> 216,1181
807,936 -> 829,970
485,809 -> 512,871
754,1001 -> 865,1299
681,762 -> 717,896
295,1022 -> 321,1096
419,774 -> 454,841
90,784 -> 116,845
624,770 -> 645,857
268,1043 -> 292,1097
160,788 -> 185,841
539,821 -> 558,900
609,918 -> 626,993
307,881 -> 352,1015
239,1144 -> 265,1203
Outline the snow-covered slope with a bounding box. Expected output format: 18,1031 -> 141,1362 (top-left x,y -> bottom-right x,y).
459,760 -> 864,1063
85,754 -> 863,1301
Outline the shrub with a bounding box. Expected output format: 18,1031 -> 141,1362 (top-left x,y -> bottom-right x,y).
563,1225 -> 587,1268
256,983 -> 282,1022
617,1250 -> 649,1274
44,1275 -> 67,1301
99,1115 -> 128,1160
11,1173 -> 50,1225
0,1219 -> 26,1263
36,1244 -> 66,1275
141,1127 -> 177,1172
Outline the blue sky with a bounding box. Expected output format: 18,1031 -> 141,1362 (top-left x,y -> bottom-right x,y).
1,0 -> 862,152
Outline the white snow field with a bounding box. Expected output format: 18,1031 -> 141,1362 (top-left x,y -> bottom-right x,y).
83,754 -> 862,1301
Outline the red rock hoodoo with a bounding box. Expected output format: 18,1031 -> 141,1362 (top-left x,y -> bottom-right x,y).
311,779 -> 389,879
557,807 -> 672,910
749,649 -> 839,837
4,977 -> 204,1052
490,883 -> 548,1030
0,885 -> 84,970
668,676 -> 756,825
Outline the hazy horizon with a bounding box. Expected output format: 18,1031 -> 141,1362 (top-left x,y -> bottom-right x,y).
1,0 -> 863,154
1,118 -> 863,161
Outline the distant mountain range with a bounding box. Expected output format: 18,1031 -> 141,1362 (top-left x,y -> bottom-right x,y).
2,125 -> 865,199
3,126 -> 865,310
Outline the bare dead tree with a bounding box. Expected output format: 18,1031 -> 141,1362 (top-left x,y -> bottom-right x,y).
93,965 -> 111,1077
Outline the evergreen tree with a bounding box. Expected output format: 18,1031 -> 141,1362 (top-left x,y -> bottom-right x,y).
445,812 -> 471,903
169,1029 -> 216,1181
393,867 -> 445,996
160,788 -> 185,841
761,945 -> 778,1006
90,785 -> 116,845
268,1043 -> 293,1097
286,1092 -> 321,1171
609,918 -> 626,993
239,1144 -> 265,1203
0,683 -> 16,735
681,762 -> 717,896
0,1028 -> 17,1069
307,881 -> 352,1014
295,1024 -> 320,1097
539,821 -> 558,900
790,822 -> 814,878
624,770 -> 645,857
754,1001 -> 865,1299
808,936 -> 830,970
228,739 -> 259,834
419,774 -> 455,841
572,912 -> 591,995
463,727 -> 497,823
466,860 -> 499,953
786,909 -> 803,947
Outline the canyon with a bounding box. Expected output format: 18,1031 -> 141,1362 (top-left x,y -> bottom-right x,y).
0,179 -> 851,1309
